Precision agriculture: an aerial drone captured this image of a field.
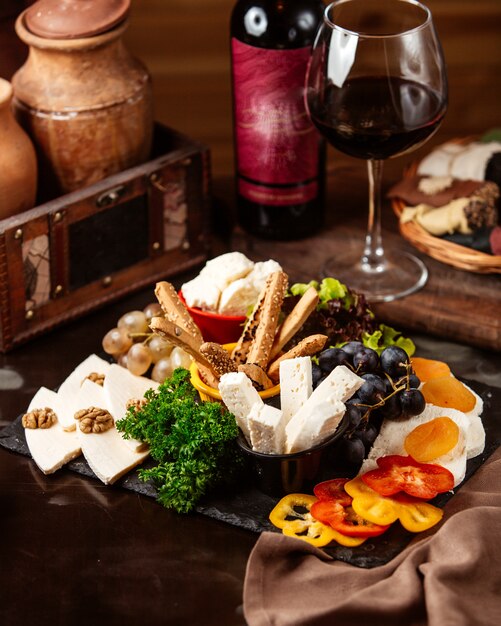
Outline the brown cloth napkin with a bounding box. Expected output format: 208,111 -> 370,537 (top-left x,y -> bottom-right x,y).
244,448 -> 501,626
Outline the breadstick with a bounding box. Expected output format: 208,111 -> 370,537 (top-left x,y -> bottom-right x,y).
237,363 -> 275,391
245,271 -> 288,369
269,286 -> 319,360
155,281 -> 203,344
149,316 -> 218,385
200,342 -> 238,377
267,334 -> 328,382
231,282 -> 268,365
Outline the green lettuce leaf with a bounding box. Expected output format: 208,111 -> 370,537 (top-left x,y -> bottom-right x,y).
361,324 -> 416,356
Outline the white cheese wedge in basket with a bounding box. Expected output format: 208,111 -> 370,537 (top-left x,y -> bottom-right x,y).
56,354 -> 111,430
285,365 -> 363,453
219,371 -> 263,442
23,386 -> 81,474
74,379 -> 149,485
103,364 -> 159,452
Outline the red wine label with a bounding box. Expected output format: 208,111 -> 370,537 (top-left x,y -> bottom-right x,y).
232,38 -> 319,206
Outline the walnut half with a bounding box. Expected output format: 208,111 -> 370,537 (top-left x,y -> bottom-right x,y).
82,372 -> 106,386
74,407 -> 114,434
22,407 -> 57,429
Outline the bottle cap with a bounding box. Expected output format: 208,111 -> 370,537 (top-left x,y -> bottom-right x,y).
25,0 -> 130,39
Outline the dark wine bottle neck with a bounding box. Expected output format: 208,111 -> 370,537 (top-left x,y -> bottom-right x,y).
231,0 -> 325,49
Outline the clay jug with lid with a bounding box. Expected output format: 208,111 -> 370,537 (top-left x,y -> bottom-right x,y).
12,0 -> 153,200
0,77 -> 37,220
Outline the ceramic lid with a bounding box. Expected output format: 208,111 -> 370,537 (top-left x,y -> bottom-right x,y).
25,0 -> 130,39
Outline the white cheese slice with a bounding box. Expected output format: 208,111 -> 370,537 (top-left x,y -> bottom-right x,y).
218,371 -> 263,442
103,364 -> 159,452
284,365 -> 362,453
200,251 -> 254,291
56,354 -> 111,430
74,380 -> 149,485
23,386 -> 81,474
279,357 -> 312,425
181,275 -> 221,312
360,404 -> 471,486
286,398 -> 346,454
218,276 -> 259,316
248,403 -> 286,454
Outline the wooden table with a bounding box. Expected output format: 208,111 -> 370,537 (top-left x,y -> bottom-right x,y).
1,165 -> 500,626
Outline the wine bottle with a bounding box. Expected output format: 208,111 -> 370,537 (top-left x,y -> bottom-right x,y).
230,0 -> 326,240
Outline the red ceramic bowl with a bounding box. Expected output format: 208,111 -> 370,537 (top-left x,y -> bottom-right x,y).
178,290 -> 246,344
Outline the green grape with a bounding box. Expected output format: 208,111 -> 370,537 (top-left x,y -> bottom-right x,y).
127,343 -> 152,376
102,327 -> 133,356
148,335 -> 173,363
151,357 -> 174,383
118,310 -> 149,335
143,302 -> 163,321
170,347 -> 192,370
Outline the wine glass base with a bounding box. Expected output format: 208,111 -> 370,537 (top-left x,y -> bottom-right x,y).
322,250 -> 428,303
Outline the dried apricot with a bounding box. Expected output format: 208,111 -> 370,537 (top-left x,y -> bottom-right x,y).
404,416 -> 460,462
421,376 -> 476,413
410,357 -> 451,382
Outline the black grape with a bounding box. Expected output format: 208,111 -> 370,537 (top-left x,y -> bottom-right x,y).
352,346 -> 379,373
408,373 -> 421,389
312,363 -> 324,388
380,346 -> 409,378
339,436 -> 366,465
355,422 -> 379,451
378,393 -> 402,420
318,347 -> 350,373
358,373 -> 387,404
340,341 -> 363,357
344,404 -> 363,428
400,389 -> 426,417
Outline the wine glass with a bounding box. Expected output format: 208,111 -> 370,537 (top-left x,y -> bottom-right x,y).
305,0 -> 448,301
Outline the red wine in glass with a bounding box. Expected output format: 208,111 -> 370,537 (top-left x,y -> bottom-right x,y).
310,76 -> 446,160
305,0 -> 448,302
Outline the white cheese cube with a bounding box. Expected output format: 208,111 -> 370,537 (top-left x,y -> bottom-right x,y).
218,372 -> 263,442
24,386 -> 81,474
284,365 -> 362,453
247,259 -> 283,292
279,357 -> 312,425
200,252 -> 254,291
218,277 -> 259,316
248,403 -> 286,454
56,354 -> 111,430
181,276 -> 221,311
286,398 -> 346,454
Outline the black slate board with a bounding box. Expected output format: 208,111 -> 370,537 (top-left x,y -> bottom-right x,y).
1,378 -> 500,569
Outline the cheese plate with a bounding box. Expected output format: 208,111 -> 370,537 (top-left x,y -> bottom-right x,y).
1,376 -> 499,568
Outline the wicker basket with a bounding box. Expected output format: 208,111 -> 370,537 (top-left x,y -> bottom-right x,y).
391,140 -> 501,274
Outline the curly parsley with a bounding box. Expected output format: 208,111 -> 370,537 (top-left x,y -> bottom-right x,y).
116,368 -> 244,513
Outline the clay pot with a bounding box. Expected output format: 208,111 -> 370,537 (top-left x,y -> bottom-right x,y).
12,11 -> 153,200
0,77 -> 37,220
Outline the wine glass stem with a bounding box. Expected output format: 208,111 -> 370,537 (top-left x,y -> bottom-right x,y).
362,159 -> 386,273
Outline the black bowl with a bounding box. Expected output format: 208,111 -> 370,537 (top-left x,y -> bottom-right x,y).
236,415 -> 350,497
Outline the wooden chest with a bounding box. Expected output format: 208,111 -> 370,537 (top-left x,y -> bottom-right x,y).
0,124 -> 210,352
